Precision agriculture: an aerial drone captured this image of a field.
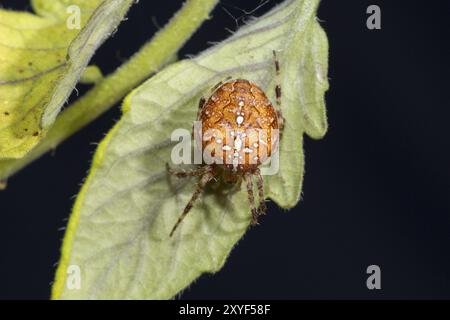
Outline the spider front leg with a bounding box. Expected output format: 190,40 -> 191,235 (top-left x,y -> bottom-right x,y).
244,173 -> 259,225
273,50 -> 285,131
255,169 -> 267,215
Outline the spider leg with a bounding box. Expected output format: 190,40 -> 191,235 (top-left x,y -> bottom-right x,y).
166,163 -> 208,178
244,173 -> 259,225
277,110 -> 285,131
255,169 -> 267,215
198,97 -> 206,109
272,50 -> 285,131
170,169 -> 214,237
195,97 -> 206,122
273,50 -> 281,108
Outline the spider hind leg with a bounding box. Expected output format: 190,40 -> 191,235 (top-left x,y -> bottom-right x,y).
169,167 -> 214,237
255,170 -> 267,216
245,173 -> 259,225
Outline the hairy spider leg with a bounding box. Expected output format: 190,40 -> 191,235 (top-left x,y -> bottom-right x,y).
244,173 -> 259,225
273,50 -> 284,130
255,169 -> 267,215
169,167 -> 214,237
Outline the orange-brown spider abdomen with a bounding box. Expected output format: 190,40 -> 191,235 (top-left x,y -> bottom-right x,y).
198,79 -> 279,172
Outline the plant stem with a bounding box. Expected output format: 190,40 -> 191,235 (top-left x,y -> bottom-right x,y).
0,0 -> 219,181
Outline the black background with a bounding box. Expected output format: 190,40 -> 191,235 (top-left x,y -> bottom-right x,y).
1,0 -> 450,300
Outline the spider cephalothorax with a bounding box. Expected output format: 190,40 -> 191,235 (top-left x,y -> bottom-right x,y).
169,51 -> 283,237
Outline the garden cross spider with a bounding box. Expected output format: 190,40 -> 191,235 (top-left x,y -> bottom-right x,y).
168,51 -> 283,237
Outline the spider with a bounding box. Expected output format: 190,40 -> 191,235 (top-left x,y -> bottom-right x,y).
168,51 -> 283,237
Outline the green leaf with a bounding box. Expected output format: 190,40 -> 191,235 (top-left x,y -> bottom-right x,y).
0,0 -> 134,159
52,0 -> 329,300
